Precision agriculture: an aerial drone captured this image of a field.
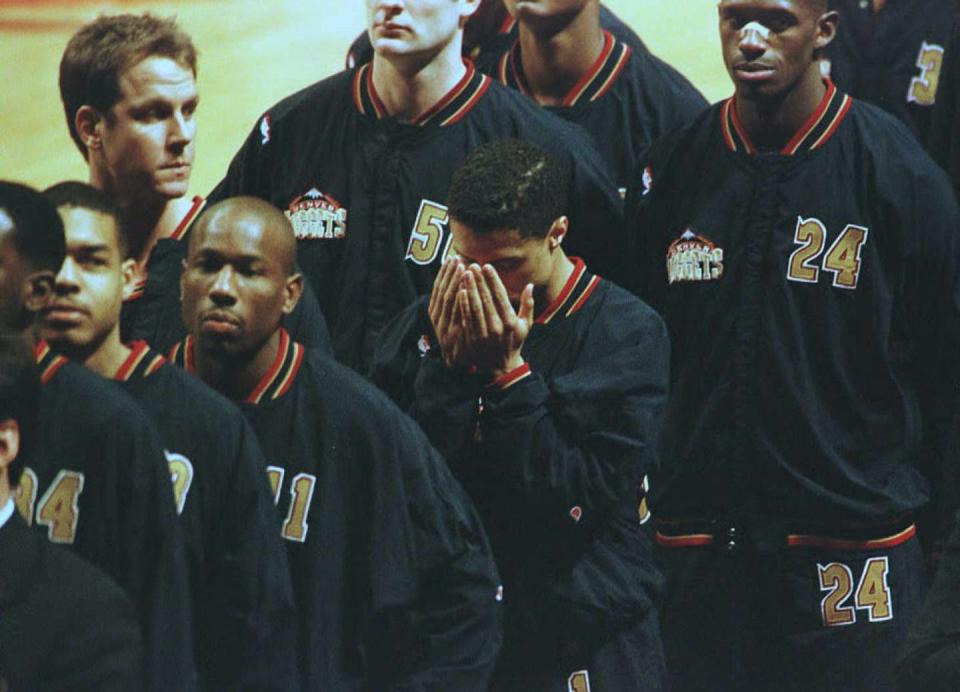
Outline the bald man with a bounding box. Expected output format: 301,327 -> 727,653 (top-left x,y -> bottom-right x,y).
37,182 -> 297,689
173,197 -> 503,690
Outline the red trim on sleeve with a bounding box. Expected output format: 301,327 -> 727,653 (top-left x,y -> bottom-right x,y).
655,532 -> 715,548
486,362 -> 531,390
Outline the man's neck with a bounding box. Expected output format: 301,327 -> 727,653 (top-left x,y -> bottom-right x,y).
90,171 -> 191,265
516,10 -> 604,106
193,329 -> 282,402
735,67 -> 827,152
537,251 -> 576,313
78,328 -> 131,379
370,39 -> 467,122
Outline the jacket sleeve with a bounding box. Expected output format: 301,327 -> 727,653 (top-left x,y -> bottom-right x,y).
50,550 -> 144,692
474,299 -> 669,548
358,389 -> 502,692
201,418 -> 298,690
907,160 -> 960,543
897,511 -> 960,692
113,415 -> 198,691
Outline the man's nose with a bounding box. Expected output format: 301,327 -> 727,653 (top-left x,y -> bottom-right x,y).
739,21 -> 769,59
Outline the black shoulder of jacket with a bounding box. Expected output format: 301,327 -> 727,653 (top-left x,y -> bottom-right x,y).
260,69 -> 355,126
145,360 -> 251,433
599,3 -> 647,53
479,80 -> 608,155
630,101 -> 724,185
301,348 -> 412,425
43,360 -> 153,430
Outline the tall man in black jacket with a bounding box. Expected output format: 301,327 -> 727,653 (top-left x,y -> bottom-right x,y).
627,1 -> 960,690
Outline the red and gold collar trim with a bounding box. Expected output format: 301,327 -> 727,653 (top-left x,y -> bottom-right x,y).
126,277 -> 147,303
498,15 -> 517,35
170,196 -> 206,241
32,340 -> 68,385
170,329 -> 304,404
123,196 -> 205,305
498,30 -> 630,107
113,341 -> 165,382
352,60 -> 491,126
535,257 -> 601,325
721,79 -> 852,156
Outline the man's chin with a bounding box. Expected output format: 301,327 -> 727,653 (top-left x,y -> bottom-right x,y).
196,331 -> 246,360
155,181 -> 190,200
40,331 -> 89,359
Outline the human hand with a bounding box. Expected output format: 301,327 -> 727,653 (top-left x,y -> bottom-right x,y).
428,258 -> 469,367
457,263 -> 534,379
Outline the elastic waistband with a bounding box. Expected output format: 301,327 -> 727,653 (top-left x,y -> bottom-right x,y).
654,514 -> 916,551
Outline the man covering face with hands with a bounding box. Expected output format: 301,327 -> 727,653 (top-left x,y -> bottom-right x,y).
373,139 -> 670,691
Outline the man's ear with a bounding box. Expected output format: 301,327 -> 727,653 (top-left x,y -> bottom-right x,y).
546,216 -> 569,251
0,419 -> 20,471
120,258 -> 138,301
814,10 -> 840,52
75,105 -> 104,155
282,273 -> 304,315
21,271 -> 55,314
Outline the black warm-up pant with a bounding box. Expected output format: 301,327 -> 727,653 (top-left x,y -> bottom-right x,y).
655,517 -> 928,692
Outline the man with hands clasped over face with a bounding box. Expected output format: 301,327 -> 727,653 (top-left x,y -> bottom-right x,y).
429,236 -> 535,382
374,139 -> 670,691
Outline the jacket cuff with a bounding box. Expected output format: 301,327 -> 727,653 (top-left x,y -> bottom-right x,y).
486,362 -> 531,391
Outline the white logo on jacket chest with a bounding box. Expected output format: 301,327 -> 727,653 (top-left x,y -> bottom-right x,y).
667,229 -> 724,284
286,189 -> 348,240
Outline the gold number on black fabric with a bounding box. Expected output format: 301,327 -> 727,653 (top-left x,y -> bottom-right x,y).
908,42 -> 945,106
405,199 -> 452,266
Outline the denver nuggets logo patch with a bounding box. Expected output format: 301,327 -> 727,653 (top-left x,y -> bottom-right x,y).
286,189 -> 348,240
667,228 -> 724,284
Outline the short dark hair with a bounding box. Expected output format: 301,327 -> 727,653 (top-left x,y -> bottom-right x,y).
59,13 -> 198,160
447,139 -> 568,239
0,330 -> 41,488
0,181 -> 66,274
44,181 -> 127,258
